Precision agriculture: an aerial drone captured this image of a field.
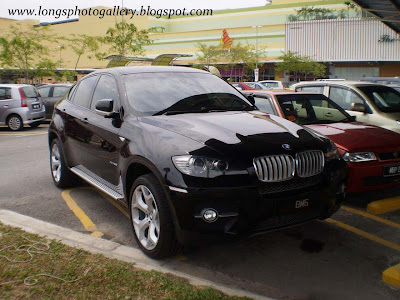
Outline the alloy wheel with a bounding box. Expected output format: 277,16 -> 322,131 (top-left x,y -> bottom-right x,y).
8,116 -> 21,130
131,185 -> 160,250
51,143 -> 61,182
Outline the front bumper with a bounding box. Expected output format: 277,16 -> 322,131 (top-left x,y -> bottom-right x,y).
346,160 -> 400,193
167,160 -> 347,245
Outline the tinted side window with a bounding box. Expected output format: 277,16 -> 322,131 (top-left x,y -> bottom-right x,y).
38,86 -> 51,97
0,88 -> 12,100
53,86 -> 70,97
73,76 -> 98,108
329,86 -> 363,110
91,75 -> 119,111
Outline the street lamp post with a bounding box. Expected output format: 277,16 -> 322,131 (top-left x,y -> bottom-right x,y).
252,25 -> 262,80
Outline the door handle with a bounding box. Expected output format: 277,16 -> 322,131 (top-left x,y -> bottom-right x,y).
81,117 -> 89,124
4,105 -> 9,108
325,112 -> 333,117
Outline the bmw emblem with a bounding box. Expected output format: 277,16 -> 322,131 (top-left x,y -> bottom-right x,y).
282,144 -> 291,150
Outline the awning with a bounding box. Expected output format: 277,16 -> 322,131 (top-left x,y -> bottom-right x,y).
353,0 -> 400,34
151,54 -> 192,66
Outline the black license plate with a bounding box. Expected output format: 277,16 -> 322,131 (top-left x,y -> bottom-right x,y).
32,104 -> 40,109
278,198 -> 312,214
384,165 -> 400,177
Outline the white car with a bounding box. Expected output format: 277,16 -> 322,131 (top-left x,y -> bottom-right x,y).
291,81 -> 400,134
258,80 -> 285,90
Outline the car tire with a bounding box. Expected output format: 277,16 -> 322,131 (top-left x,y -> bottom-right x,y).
29,122 -> 41,128
7,115 -> 23,131
50,139 -> 79,188
129,174 -> 181,259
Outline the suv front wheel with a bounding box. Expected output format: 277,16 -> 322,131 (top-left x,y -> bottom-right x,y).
50,139 -> 79,188
130,174 -> 181,258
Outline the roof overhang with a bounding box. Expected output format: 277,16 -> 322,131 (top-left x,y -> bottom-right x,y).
353,0 -> 400,34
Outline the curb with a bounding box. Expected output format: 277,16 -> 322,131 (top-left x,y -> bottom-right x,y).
0,209 -> 272,300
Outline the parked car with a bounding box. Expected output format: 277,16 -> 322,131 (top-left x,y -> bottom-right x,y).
37,84 -> 72,119
243,90 -> 400,193
360,77 -> 400,85
230,82 -> 254,90
291,81 -> 400,134
0,84 -> 45,131
49,66 -> 346,258
258,80 -> 286,89
242,82 -> 268,89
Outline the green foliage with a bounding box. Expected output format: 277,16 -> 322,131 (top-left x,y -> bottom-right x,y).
276,51 -> 325,80
0,23 -> 58,83
100,22 -> 152,58
68,34 -> 100,70
195,43 -> 224,67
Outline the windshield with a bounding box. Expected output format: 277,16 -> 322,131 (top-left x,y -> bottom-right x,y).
357,85 -> 400,112
123,72 -> 253,116
275,94 -> 352,125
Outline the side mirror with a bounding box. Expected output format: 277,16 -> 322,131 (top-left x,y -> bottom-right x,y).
95,99 -> 117,118
246,95 -> 255,106
351,103 -> 366,113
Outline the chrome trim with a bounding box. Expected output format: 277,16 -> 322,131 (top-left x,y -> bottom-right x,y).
253,155 -> 295,182
168,186 -> 188,194
296,150 -> 324,178
70,166 -> 124,201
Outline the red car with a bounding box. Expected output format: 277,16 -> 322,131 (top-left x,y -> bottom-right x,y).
243,90 -> 400,193
230,82 -> 255,90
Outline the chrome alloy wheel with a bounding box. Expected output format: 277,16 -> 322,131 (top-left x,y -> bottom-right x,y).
8,116 -> 21,130
131,185 -> 160,250
51,143 -> 61,182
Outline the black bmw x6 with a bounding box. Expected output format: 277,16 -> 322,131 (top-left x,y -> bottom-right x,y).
49,66 -> 346,258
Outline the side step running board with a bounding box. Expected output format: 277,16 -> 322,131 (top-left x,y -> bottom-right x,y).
70,166 -> 124,201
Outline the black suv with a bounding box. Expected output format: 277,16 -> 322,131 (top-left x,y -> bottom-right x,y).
49,66 -> 347,258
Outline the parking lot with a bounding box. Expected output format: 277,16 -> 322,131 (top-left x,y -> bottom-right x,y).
0,124 -> 399,300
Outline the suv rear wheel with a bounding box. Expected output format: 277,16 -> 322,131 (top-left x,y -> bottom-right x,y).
130,174 -> 181,258
50,139 -> 79,188
7,115 -> 23,131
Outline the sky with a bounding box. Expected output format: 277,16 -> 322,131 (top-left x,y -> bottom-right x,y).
1,0 -> 268,22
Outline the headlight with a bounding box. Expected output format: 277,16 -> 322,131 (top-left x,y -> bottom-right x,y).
342,152 -> 377,162
325,140 -> 339,161
172,155 -> 229,178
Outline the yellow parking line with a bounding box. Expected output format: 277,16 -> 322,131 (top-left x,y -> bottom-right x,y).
326,218 -> 400,252
0,132 -> 47,136
61,189 -> 104,238
367,197 -> 400,214
342,206 -> 400,230
101,194 -> 130,219
382,263 -> 400,288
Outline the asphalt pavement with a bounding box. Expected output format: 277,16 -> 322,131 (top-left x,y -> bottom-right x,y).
0,124 -> 399,299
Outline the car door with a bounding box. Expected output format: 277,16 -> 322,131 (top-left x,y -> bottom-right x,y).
65,75 -> 99,167
77,74 -> 124,186
0,87 -> 14,123
38,86 -> 52,118
328,86 -> 371,123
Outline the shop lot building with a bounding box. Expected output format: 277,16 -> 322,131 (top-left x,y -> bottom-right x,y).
0,0 -> 399,83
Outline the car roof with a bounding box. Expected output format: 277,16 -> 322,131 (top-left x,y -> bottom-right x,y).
38,83 -> 72,87
90,66 -> 209,76
242,90 -> 319,95
292,81 -> 386,87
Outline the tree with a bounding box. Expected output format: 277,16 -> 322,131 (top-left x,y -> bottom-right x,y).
100,22 -> 152,59
276,51 -> 325,81
69,34 -> 101,71
195,43 -> 223,68
0,23 -> 57,83
222,43 -> 264,81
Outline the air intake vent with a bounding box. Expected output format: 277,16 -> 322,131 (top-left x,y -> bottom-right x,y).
253,155 -> 295,182
296,150 -> 324,178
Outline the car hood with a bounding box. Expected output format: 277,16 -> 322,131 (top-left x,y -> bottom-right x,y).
306,122 -> 400,152
139,111 -> 329,157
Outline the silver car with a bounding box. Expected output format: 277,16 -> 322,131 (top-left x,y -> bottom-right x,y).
0,84 -> 46,131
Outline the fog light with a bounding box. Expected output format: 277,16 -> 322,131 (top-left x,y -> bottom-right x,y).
202,208 -> 218,223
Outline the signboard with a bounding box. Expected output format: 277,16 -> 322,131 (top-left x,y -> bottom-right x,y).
254,68 -> 259,82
